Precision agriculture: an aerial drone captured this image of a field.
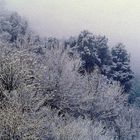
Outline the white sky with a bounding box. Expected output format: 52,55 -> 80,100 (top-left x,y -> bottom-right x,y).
4,0 -> 140,71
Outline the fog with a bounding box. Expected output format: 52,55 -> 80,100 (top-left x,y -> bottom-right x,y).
5,0 -> 140,72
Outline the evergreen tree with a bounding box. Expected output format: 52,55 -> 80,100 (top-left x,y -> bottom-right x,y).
110,43 -> 134,91
67,30 -> 111,74
0,12 -> 28,43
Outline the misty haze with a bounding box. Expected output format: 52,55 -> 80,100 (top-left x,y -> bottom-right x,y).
0,0 -> 140,140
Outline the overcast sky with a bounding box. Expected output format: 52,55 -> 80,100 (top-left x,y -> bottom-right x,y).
4,0 -> 140,71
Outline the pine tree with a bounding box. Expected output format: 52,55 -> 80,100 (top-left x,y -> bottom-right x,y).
67,30 -> 111,74
110,43 -> 134,92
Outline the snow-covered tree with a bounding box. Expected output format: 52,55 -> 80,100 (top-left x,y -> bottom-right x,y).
0,12 -> 28,44
0,8 -> 138,140
66,31 -> 134,93
0,38 -> 139,139
66,30 -> 111,74
110,43 -> 134,92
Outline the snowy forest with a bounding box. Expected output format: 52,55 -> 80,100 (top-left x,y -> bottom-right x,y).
0,3 -> 140,140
